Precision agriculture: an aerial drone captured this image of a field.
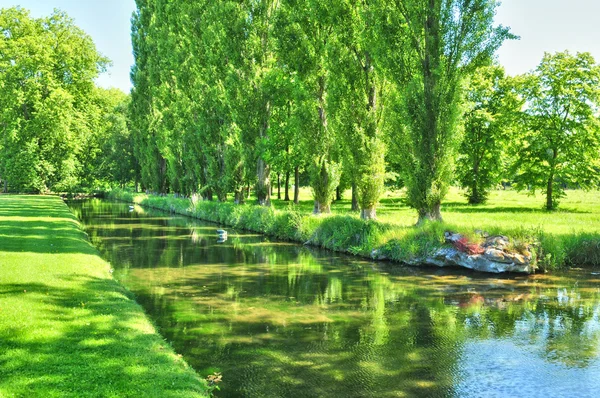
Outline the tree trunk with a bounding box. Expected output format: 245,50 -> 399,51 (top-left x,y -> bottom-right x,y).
335,186 -> 342,201
159,156 -> 168,194
313,201 -> 331,214
204,189 -> 213,201
311,75 -> 334,215
351,182 -> 359,211
247,181 -> 251,199
277,173 -> 281,200
3,179 -> 7,193
234,189 -> 245,204
257,158 -> 271,206
468,159 -> 482,204
546,150 -> 558,210
284,172 -> 290,201
417,202 -> 443,225
294,166 -> 300,204
546,173 -> 554,211
257,101 -> 272,206
469,183 -> 480,205
360,208 -> 376,220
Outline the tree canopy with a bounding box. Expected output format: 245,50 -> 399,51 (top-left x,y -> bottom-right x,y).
2,4 -> 599,216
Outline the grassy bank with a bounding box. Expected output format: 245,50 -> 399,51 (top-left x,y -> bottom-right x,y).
0,195 -> 209,397
109,189 -> 600,271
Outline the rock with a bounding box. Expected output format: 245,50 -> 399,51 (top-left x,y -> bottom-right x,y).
484,248 -> 511,263
475,229 -> 490,238
511,254 -> 527,265
407,245 -> 533,274
444,232 -> 463,244
400,230 -> 535,274
370,249 -> 388,260
483,235 -> 509,249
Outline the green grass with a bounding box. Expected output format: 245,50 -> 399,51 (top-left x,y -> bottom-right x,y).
272,187 -> 600,236
110,187 -> 600,271
0,195 -> 209,398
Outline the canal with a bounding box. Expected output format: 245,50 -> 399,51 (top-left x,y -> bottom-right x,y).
69,199 -> 600,397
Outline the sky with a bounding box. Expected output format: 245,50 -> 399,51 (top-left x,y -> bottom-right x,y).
2,0 -> 600,93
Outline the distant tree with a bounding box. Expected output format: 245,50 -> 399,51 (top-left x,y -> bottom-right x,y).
456,65 -> 521,204
97,90 -> 137,188
380,0 -> 513,223
511,51 -> 600,210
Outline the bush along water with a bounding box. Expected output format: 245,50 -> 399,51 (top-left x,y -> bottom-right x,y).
107,190 -> 600,273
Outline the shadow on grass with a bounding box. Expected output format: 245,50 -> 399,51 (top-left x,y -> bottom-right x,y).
0,275 -> 206,398
0,219 -> 96,254
0,196 -> 101,255
440,203 -> 591,214
0,195 -> 70,218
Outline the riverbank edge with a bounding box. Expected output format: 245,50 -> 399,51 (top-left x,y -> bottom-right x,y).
0,194 -> 210,397
108,190 -> 599,272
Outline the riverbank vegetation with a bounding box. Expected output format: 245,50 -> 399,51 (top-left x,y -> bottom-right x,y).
0,195 -> 209,397
109,188 -> 600,270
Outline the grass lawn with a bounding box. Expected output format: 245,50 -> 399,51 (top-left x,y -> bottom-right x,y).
271,187 -> 600,236
0,195 -> 208,397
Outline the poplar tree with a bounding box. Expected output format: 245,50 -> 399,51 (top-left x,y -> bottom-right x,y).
382,0 -> 513,223
278,0 -> 342,214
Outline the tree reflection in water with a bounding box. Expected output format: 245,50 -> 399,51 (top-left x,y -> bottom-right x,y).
70,199 -> 600,398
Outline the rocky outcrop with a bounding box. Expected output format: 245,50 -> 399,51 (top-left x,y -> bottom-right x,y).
419,232 -> 534,273
372,232 -> 535,274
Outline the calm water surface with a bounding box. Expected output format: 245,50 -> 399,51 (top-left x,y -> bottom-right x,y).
69,200 -> 600,397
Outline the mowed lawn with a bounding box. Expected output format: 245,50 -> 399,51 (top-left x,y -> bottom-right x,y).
0,195 -> 208,397
272,187 -> 600,236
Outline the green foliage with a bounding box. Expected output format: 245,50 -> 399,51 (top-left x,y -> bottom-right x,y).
511,51 -> 600,210
0,7 -> 110,193
457,66 -> 521,204
380,221 -> 447,261
356,138 -> 386,212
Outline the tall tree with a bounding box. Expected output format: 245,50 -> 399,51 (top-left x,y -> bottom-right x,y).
130,0 -> 168,193
511,51 -> 600,210
331,0 -> 387,220
381,0 -> 513,223
278,0 -> 342,214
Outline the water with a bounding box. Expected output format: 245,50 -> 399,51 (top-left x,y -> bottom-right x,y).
69,200 -> 600,397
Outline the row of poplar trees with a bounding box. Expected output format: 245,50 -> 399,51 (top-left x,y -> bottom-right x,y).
130,0 -> 513,223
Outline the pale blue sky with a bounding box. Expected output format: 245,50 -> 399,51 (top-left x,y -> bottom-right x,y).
2,0 -> 600,93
